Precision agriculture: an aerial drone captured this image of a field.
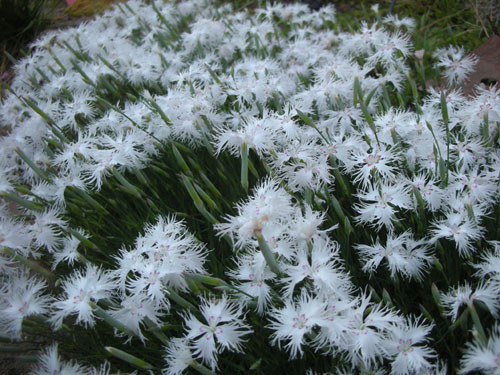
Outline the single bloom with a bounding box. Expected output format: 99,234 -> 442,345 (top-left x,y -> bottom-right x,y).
183,294 -> 252,370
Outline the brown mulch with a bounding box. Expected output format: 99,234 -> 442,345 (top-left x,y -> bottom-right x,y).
462,34 -> 500,96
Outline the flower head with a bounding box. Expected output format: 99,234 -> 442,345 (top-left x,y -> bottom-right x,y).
31,344 -> 88,375
0,272 -> 52,339
163,338 -> 194,375
183,294 -> 252,370
355,182 -> 411,230
268,290 -> 329,359
431,211 -> 483,257
460,324 -> 500,375
215,178 -> 294,248
386,317 -> 436,375
435,46 -> 478,86
51,264 -> 116,329
441,282 -> 500,321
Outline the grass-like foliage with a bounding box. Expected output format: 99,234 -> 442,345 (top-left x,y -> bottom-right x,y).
0,1 -> 499,374
0,0 -> 55,75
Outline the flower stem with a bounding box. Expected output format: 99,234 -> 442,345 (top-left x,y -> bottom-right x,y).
468,302 -> 488,346
241,143 -> 249,193
255,231 -> 280,275
2,248 -> 55,280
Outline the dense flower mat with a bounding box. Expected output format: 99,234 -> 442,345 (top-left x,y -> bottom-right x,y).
1,0 -> 500,374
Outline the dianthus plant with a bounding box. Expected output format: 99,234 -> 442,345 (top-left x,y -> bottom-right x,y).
0,0 -> 499,374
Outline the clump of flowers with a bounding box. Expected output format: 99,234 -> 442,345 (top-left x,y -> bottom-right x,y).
0,0 -> 499,374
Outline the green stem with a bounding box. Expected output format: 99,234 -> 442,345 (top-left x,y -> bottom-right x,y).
105,346 -> 154,370
166,286 -> 197,311
2,248 -> 55,280
241,143 -> 249,193
440,91 -> 450,186
190,361 -> 217,375
255,231 -> 280,275
468,302 -> 488,346
91,302 -> 138,339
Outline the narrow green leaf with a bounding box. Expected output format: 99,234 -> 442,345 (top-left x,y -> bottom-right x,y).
105,346 -> 154,370
172,144 -> 192,175
15,148 -> 52,183
250,359 -> 262,370
295,109 -> 313,125
91,302 -> 138,339
3,192 -> 44,212
431,283 -> 444,314
190,361 -> 218,375
166,286 -> 197,311
144,317 -> 169,345
419,304 -> 434,322
2,248 -> 54,280
382,289 -> 394,308
112,168 -> 142,199
183,273 -> 225,286
369,286 -> 382,303
468,303 -> 488,346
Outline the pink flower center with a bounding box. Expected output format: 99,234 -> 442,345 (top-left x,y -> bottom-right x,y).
292,313 -> 308,329
397,338 -> 414,355
363,154 -> 381,167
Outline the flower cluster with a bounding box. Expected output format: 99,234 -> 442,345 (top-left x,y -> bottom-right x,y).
0,0 -> 499,374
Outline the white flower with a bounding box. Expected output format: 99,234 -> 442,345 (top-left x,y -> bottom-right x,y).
355,231 -> 431,281
351,146 -> 398,189
0,272 -> 52,339
60,89 -> 96,131
344,295 -> 402,367
227,251 -> 275,314
460,324 -> 500,375
272,141 -> 333,193
97,129 -> 153,169
383,15 -> 416,31
183,294 -> 252,370
449,169 -> 498,204
435,46 -> 478,86
386,317 -> 436,375
472,241 -> 500,287
338,22 -> 386,57
0,217 -> 32,255
289,204 -> 335,244
279,153 -> 332,193
441,282 -> 500,321
322,105 -> 363,134
431,211 -> 483,257
29,208 -> 67,253
282,236 -> 350,298
366,31 -> 412,69
215,178 -> 294,248
214,111 -> 279,157
268,290 -> 329,359
51,264 -> 117,329
355,182 -> 411,230
53,134 -> 96,173
110,292 -> 163,342
374,108 -> 416,145
116,216 -> 208,303
52,229 -> 87,269
409,173 -> 444,212
30,344 -> 88,375
88,362 -> 112,375
163,338 -> 194,375
313,294 -> 357,352
449,136 -> 485,171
